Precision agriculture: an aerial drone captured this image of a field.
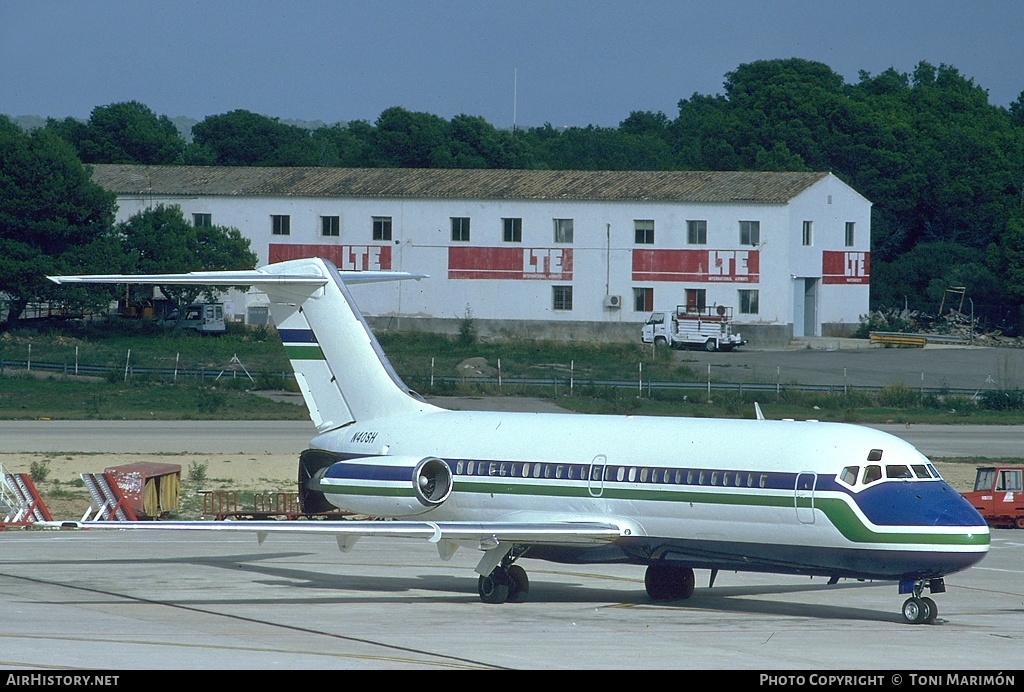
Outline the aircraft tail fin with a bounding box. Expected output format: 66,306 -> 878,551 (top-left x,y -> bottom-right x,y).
50,258 -> 440,430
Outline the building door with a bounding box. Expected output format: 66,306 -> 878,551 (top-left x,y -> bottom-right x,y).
803,279 -> 818,336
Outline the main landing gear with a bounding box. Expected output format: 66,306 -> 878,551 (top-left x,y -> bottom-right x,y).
478,564 -> 530,604
901,578 -> 945,624
644,563 -> 696,601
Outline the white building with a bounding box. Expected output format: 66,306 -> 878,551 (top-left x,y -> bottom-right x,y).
90,165 -> 871,347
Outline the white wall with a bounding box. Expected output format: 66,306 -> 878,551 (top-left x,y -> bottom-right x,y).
111,173 -> 871,336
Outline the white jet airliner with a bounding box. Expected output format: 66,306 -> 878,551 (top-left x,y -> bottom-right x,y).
48,257 -> 989,624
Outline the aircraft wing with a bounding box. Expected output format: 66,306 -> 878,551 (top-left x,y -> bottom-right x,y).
48,269 -> 426,286
39,519 -> 629,551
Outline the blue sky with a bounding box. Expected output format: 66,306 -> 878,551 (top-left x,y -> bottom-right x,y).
2,0 -> 1022,128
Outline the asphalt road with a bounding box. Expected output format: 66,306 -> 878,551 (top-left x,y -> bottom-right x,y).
682,343 -> 1024,391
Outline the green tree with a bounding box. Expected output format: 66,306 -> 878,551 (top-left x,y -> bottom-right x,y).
45,101 -> 185,165
118,205 -> 258,312
191,110 -> 319,166
0,116 -> 122,330
372,107 -> 453,168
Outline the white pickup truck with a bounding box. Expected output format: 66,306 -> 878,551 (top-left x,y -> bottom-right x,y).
641,305 -> 746,352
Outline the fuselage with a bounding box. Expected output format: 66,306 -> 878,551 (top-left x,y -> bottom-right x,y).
311,410 -> 989,582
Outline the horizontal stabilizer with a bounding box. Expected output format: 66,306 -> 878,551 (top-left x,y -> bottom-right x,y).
48,258 -> 437,427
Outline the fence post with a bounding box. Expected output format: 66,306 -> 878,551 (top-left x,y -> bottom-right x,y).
124,348 -> 131,381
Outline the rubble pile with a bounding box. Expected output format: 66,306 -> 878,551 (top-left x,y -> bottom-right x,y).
864,308 -> 1024,348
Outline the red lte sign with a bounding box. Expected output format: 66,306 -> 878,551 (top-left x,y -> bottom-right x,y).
822,251 -> 869,284
632,249 -> 759,283
448,247 -> 573,280
269,244 -> 392,271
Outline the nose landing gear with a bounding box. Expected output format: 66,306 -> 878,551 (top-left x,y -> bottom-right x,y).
900,578 -> 944,624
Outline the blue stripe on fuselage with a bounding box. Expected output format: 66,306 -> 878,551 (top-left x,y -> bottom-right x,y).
278,328 -> 318,344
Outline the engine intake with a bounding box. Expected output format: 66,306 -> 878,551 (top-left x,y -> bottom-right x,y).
303,453 -> 453,518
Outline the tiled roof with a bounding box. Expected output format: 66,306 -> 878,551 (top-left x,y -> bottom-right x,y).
89,164 -> 830,204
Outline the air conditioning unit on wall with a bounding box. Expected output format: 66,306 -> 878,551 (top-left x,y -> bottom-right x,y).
603,295 -> 622,309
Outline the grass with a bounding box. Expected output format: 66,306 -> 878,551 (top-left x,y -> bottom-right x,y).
3,320 -> 1024,424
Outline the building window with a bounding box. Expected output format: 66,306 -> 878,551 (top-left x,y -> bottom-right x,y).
686,220 -> 707,245
635,219 -> 655,244
845,222 -> 855,247
739,220 -> 759,246
322,216 -> 340,237
739,289 -> 759,315
685,288 -> 706,312
451,217 -> 471,242
553,286 -> 573,311
633,287 -> 654,312
554,218 -> 574,244
503,218 -> 522,243
802,221 -> 813,246
272,215 -> 290,236
193,213 -> 212,227
372,216 -> 392,241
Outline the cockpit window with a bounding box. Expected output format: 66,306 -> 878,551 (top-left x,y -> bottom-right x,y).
886,465 -> 914,479
840,466 -> 859,486
863,465 -> 882,484
911,464 -> 932,479
867,449 -> 883,462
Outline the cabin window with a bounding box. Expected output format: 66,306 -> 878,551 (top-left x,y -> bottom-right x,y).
759,474 -> 768,488
699,471 -> 707,485
466,460 -> 475,475
735,474 -> 744,488
501,463 -> 510,477
521,463 -> 530,477
533,464 -> 542,479
711,472 -> 720,486
912,464 -> 932,479
840,466 -> 859,486
997,469 -> 1022,492
616,467 -> 625,482
640,468 -> 649,483
886,465 -> 913,479
722,472 -> 732,487
746,473 -> 755,487
628,467 -> 637,482
863,465 -> 882,484
686,470 -> 695,484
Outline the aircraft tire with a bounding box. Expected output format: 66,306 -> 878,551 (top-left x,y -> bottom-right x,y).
902,596 -> 930,624
645,564 -> 695,601
921,597 -> 938,624
506,565 -> 530,603
478,571 -> 510,604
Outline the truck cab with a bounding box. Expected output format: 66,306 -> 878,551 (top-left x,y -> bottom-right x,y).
962,466 -> 1024,529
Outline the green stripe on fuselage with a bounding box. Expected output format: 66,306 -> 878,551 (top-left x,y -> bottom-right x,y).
284,344 -> 326,360
449,479 -> 989,548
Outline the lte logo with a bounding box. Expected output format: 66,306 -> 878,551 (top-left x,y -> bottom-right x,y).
844,252 -> 867,277
523,249 -> 567,277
